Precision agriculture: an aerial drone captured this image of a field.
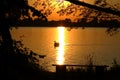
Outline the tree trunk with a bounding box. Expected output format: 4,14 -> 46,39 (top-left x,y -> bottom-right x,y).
0,11 -> 14,79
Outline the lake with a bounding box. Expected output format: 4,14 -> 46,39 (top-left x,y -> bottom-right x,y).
11,27 -> 120,72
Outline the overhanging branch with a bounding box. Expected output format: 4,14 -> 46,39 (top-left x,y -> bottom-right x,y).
66,0 -> 120,17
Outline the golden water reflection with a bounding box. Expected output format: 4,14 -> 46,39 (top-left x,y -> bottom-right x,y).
57,27 -> 65,65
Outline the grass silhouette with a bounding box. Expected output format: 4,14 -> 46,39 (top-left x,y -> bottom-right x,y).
0,40 -> 120,80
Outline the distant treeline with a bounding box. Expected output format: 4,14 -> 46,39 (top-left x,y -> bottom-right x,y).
13,18 -> 120,27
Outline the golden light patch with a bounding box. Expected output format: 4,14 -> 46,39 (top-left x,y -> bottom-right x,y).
52,0 -> 71,10
57,26 -> 65,65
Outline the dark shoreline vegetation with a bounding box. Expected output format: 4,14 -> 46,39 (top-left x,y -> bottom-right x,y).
13,19 -> 120,27
0,40 -> 120,80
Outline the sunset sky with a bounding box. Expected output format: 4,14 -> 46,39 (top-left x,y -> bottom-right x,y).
28,0 -> 120,21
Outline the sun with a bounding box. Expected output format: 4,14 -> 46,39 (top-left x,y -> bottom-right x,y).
55,0 -> 71,9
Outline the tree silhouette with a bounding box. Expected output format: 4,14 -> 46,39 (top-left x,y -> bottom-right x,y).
61,0 -> 120,34
32,0 -> 120,34
0,0 -> 48,79
66,0 -> 120,16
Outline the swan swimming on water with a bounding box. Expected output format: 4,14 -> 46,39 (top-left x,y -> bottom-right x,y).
54,41 -> 59,47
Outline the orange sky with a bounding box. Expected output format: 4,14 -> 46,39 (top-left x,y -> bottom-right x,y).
28,0 -> 120,21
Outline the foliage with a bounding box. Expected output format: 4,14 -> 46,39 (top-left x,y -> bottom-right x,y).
110,58 -> 120,73
0,0 -> 47,26
32,0 -> 120,35
13,39 -> 46,70
0,38 -> 48,79
65,0 -> 120,35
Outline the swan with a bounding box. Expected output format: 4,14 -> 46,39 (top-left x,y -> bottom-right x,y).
54,41 -> 59,47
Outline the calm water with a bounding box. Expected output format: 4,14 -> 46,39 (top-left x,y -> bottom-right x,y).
11,27 -> 120,72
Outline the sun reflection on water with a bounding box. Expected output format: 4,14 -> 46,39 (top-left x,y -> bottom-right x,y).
57,27 -> 65,65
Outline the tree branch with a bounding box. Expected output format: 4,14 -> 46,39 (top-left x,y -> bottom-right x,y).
66,0 -> 120,17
